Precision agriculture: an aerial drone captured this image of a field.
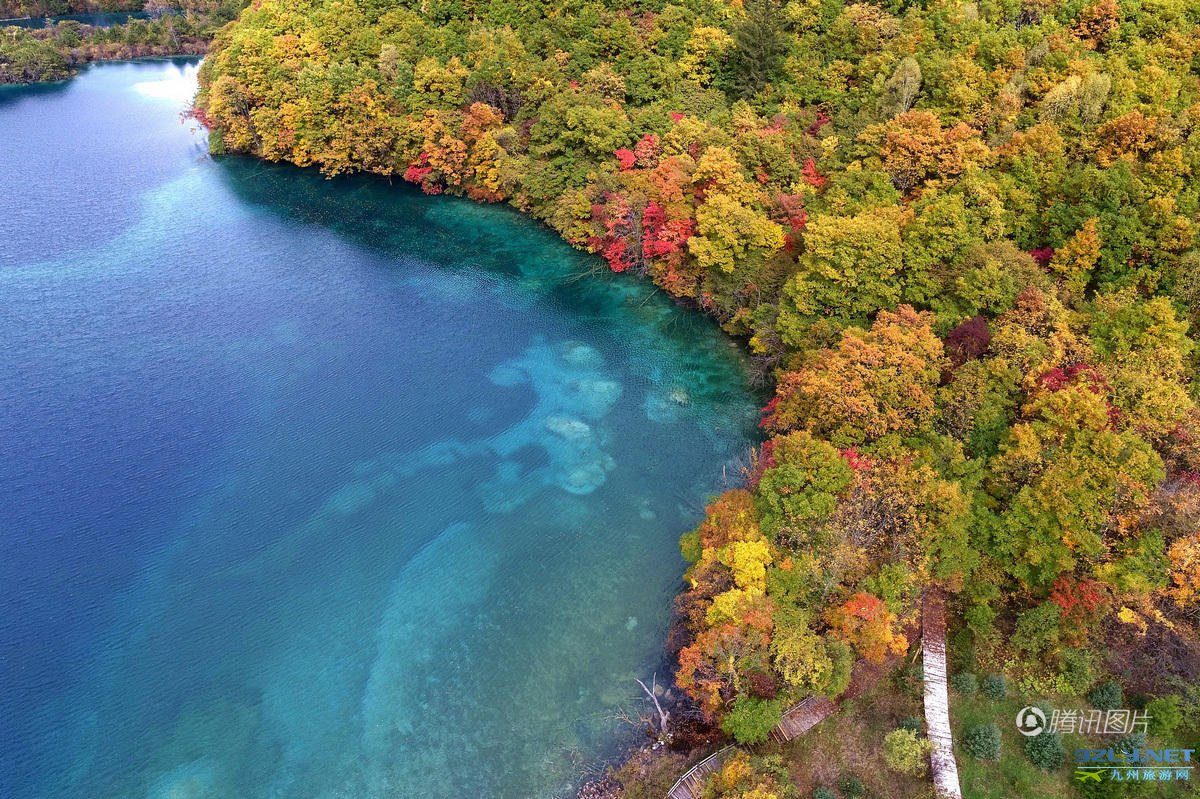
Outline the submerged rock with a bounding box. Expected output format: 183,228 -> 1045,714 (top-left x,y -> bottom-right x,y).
323,480 -> 377,516
544,415 -> 592,441
488,362 -> 527,387
643,390 -> 682,424
560,341 -> 603,368
146,759 -> 217,799
571,378 -> 623,419
558,454 -> 616,495
482,338 -> 624,499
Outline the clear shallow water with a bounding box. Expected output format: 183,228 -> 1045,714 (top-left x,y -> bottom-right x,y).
0,60 -> 759,798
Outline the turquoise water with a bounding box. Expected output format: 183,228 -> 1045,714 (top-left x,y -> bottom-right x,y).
0,11 -> 152,29
0,60 -> 758,797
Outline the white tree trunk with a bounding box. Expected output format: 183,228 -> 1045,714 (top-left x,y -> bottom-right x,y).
636,675 -> 670,735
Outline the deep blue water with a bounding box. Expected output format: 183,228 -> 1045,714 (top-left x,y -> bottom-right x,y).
0,60 -> 758,798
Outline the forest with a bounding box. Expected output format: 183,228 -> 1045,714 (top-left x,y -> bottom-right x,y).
0,0 -> 243,83
187,0 -> 1200,795
1,0 -> 139,19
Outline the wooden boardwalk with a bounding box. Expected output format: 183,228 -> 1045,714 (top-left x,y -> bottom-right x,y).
769,695 -> 836,743
665,595 -> 959,799
665,744 -> 737,799
922,590 -> 963,799
665,695 -> 836,799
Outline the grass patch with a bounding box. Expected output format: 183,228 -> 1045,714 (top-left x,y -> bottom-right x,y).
951,690 -> 1197,798
766,664 -> 935,799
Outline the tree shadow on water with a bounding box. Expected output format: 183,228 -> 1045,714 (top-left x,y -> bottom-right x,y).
209,154 -> 763,417
0,75 -> 70,109
211,155 -> 563,280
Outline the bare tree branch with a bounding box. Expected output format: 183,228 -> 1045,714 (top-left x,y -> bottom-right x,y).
636,674 -> 671,736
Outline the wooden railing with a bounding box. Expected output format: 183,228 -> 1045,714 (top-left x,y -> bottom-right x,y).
665,593 -> 960,799
665,744 -> 736,799
665,694 -> 836,799
770,694 -> 836,743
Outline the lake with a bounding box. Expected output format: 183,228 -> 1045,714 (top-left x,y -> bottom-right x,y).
0,59 -> 758,797
0,11 -> 152,29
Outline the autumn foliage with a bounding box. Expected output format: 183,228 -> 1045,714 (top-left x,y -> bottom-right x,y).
194,0 -> 1200,732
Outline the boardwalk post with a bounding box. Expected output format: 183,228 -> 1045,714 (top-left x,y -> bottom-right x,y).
922,590 -> 963,799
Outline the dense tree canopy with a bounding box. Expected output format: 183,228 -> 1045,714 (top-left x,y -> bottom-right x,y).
0,0 -> 245,84
1,0 -> 140,18
194,0 -> 1200,741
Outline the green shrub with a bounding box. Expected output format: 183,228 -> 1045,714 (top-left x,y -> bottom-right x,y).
891,664 -> 923,699
679,530 -> 701,563
950,672 -> 978,696
824,639 -> 854,698
899,716 -> 923,733
1057,648 -> 1096,696
720,695 -> 784,744
950,628 -> 977,672
1173,680 -> 1200,742
1011,602 -> 1062,655
753,754 -> 792,784
964,601 -> 997,640
837,773 -> 864,798
814,788 -> 836,799
981,674 -> 1008,700
1113,731 -> 1146,758
1088,680 -> 1123,711
1145,695 -> 1182,739
962,722 -> 1001,760
883,728 -> 932,777
1024,730 -> 1065,771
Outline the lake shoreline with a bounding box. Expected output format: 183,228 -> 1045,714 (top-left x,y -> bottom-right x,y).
2,49 -> 758,796
0,8 -> 223,84
0,59 -> 761,799
185,66 -> 765,799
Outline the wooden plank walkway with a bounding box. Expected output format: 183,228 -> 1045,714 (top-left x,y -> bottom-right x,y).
769,695 -> 836,743
665,695 -> 837,799
664,595 -> 957,799
922,590 -> 963,799
665,744 -> 737,799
